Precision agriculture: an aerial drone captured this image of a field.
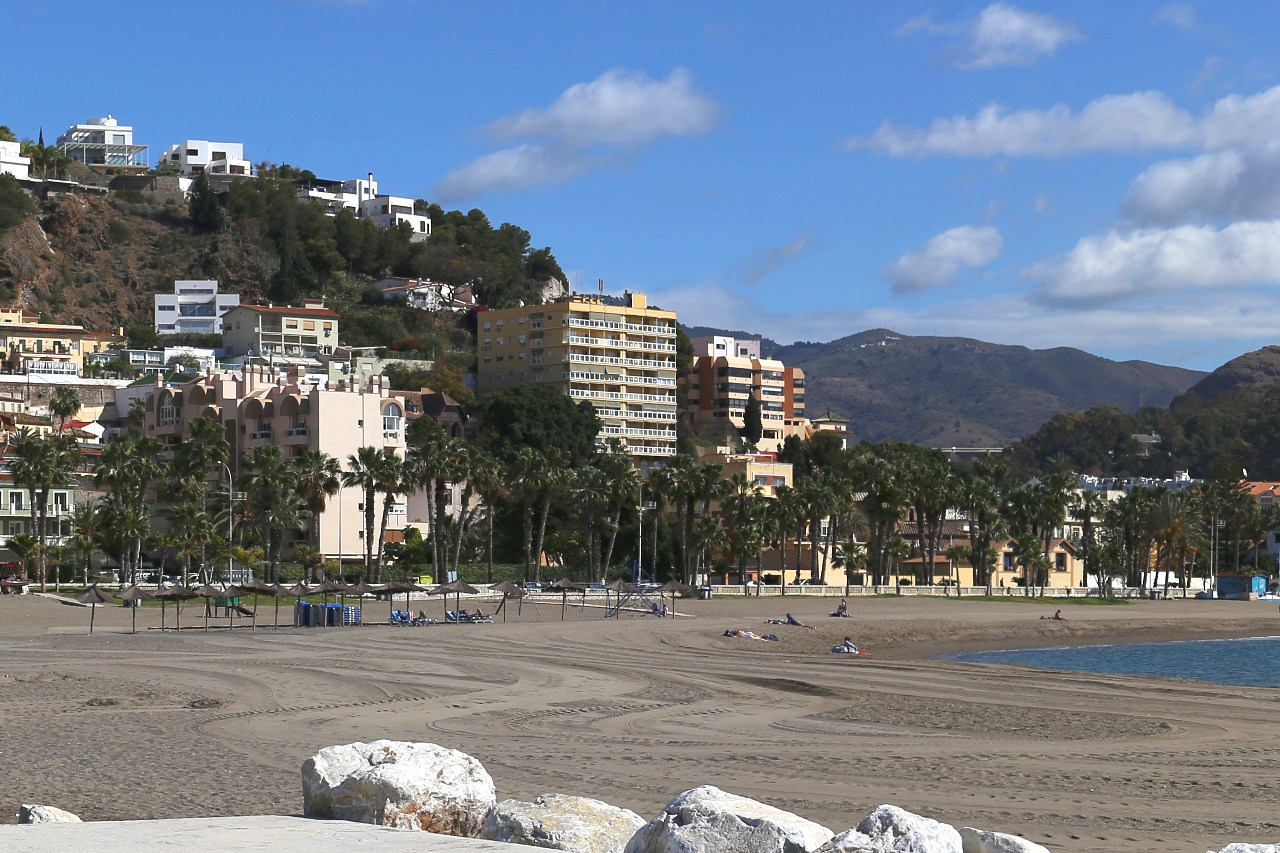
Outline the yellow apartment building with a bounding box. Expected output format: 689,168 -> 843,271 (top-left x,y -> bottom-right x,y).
0,309 -> 125,375
476,291 -> 679,462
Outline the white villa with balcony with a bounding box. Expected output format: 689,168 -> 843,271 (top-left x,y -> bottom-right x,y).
155,280 -> 241,335
297,173 -> 431,242
0,141 -> 30,180
56,115 -> 147,169
158,140 -> 252,178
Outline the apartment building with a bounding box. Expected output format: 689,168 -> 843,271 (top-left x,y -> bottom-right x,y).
476,291 -> 679,461
684,335 -> 806,453
0,141 -> 31,180
56,115 -> 147,169
0,309 -> 124,376
157,140 -> 252,178
141,364 -> 409,563
296,173 -> 431,241
155,280 -> 241,335
221,300 -> 339,363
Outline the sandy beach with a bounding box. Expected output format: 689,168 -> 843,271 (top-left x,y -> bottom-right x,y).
2,590 -> 1280,852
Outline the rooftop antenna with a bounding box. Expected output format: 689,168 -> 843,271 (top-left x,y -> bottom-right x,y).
598,278 -> 604,294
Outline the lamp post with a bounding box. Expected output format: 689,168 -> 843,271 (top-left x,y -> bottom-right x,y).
220,463 -> 243,583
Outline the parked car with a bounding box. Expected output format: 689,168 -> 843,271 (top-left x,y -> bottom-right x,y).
798,578 -> 826,586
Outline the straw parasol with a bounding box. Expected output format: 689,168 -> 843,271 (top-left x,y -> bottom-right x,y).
346,581 -> 384,626
657,580 -> 695,618
154,585 -> 199,632
489,580 -> 524,622
431,578 -> 480,622
602,578 -> 638,618
75,586 -> 115,634
314,580 -> 353,627
382,580 -> 427,622
192,584 -> 230,632
241,580 -> 286,629
547,578 -> 586,622
114,584 -> 156,634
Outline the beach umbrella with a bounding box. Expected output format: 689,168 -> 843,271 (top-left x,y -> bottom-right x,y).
431,579 -> 480,622
223,584 -> 258,631
315,580 -> 352,627
155,585 -> 199,632
490,580 -> 524,622
242,580 -> 286,629
76,585 -> 114,634
548,578 -> 586,622
114,584 -> 156,634
192,584 -> 230,632
602,578 -> 637,618
283,581 -> 315,626
658,580 -> 694,619
383,580 -> 427,622
347,581 -> 384,626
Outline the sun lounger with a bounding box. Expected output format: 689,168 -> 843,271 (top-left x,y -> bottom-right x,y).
390,610 -> 413,626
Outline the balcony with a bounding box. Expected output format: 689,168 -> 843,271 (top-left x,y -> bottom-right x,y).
566,352 -> 676,370
566,317 -> 675,337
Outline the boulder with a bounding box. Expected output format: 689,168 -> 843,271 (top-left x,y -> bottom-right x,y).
624,785 -> 833,853
482,793 -> 645,852
18,804 -> 82,824
960,827 -> 1052,853
818,805 -> 961,853
301,740 -> 495,835
1209,846 -> 1280,853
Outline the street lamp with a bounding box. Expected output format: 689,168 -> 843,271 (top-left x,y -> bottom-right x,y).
220,463 -> 244,583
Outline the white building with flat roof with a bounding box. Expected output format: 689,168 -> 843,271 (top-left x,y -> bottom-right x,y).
158,140 -> 251,178
155,280 -> 240,335
298,173 -> 431,242
0,141 -> 30,180
56,115 -> 147,168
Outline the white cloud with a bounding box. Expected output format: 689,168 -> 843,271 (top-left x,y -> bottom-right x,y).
1027,220 -> 1280,305
434,144 -> 611,200
900,3 -> 1081,69
851,83 -> 1280,159
850,92 -> 1195,157
885,226 -> 1004,294
736,232 -> 816,284
436,68 -> 719,199
491,68 -> 718,148
966,3 -> 1082,68
1120,149 -> 1280,224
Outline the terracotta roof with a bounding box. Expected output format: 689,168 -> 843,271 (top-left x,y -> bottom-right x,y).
231,305 -> 339,319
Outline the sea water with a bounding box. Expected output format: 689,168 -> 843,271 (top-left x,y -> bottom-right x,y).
947,635 -> 1280,688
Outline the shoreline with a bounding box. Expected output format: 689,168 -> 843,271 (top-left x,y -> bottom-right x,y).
3,593 -> 1280,853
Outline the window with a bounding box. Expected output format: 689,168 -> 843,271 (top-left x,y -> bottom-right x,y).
382,402 -> 403,435
1055,553 -> 1066,572
9,492 -> 22,512
186,148 -> 198,156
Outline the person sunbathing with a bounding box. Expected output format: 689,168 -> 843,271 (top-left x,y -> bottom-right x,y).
831,637 -> 861,654
723,628 -> 778,641
1040,609 -> 1067,621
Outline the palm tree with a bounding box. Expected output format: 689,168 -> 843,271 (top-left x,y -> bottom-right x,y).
530,450 -> 570,584
7,533 -> 39,582
595,445 -> 639,580
48,387 -> 81,433
10,430 -> 81,592
241,446 -> 304,583
342,446 -> 385,581
406,429 -> 451,578
690,513 -> 729,584
67,500 -> 102,586
94,432 -> 164,586
292,450 -> 341,580
373,451 -> 409,582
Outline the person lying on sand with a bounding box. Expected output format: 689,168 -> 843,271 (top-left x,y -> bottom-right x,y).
1039,609 -> 1067,621
831,637 -> 862,654
830,600 -> 849,618
723,629 -> 779,641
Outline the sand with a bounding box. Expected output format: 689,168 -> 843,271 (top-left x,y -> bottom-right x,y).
2,590 -> 1280,852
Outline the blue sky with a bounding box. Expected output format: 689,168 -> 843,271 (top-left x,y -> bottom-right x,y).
8,1 -> 1280,371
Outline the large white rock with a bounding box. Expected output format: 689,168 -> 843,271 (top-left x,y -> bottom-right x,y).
18,804 -> 82,824
482,793 -> 645,852
818,805 -> 961,853
301,740 -> 495,835
959,827 -> 1052,853
1209,846 -> 1280,853
624,785 -> 833,853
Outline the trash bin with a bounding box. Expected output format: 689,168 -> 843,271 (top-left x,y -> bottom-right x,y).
698,585 -> 713,600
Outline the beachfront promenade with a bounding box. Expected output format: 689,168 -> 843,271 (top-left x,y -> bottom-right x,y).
0,816 -> 521,852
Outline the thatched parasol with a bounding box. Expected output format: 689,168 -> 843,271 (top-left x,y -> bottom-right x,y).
430,578 -> 480,622
602,578 -> 638,618
241,580 -> 286,629
154,585 -> 199,632
489,580 -> 524,622
382,580 -> 428,622
114,584 -> 156,634
657,580 -> 695,618
547,578 -> 586,622
192,584 -> 230,632
76,586 -> 115,634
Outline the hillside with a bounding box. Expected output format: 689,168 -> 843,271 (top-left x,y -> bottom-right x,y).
687,326 -> 1206,447
1170,345 -> 1280,408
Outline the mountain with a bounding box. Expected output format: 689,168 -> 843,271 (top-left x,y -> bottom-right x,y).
1170,345 -> 1280,408
686,326 -> 1207,447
